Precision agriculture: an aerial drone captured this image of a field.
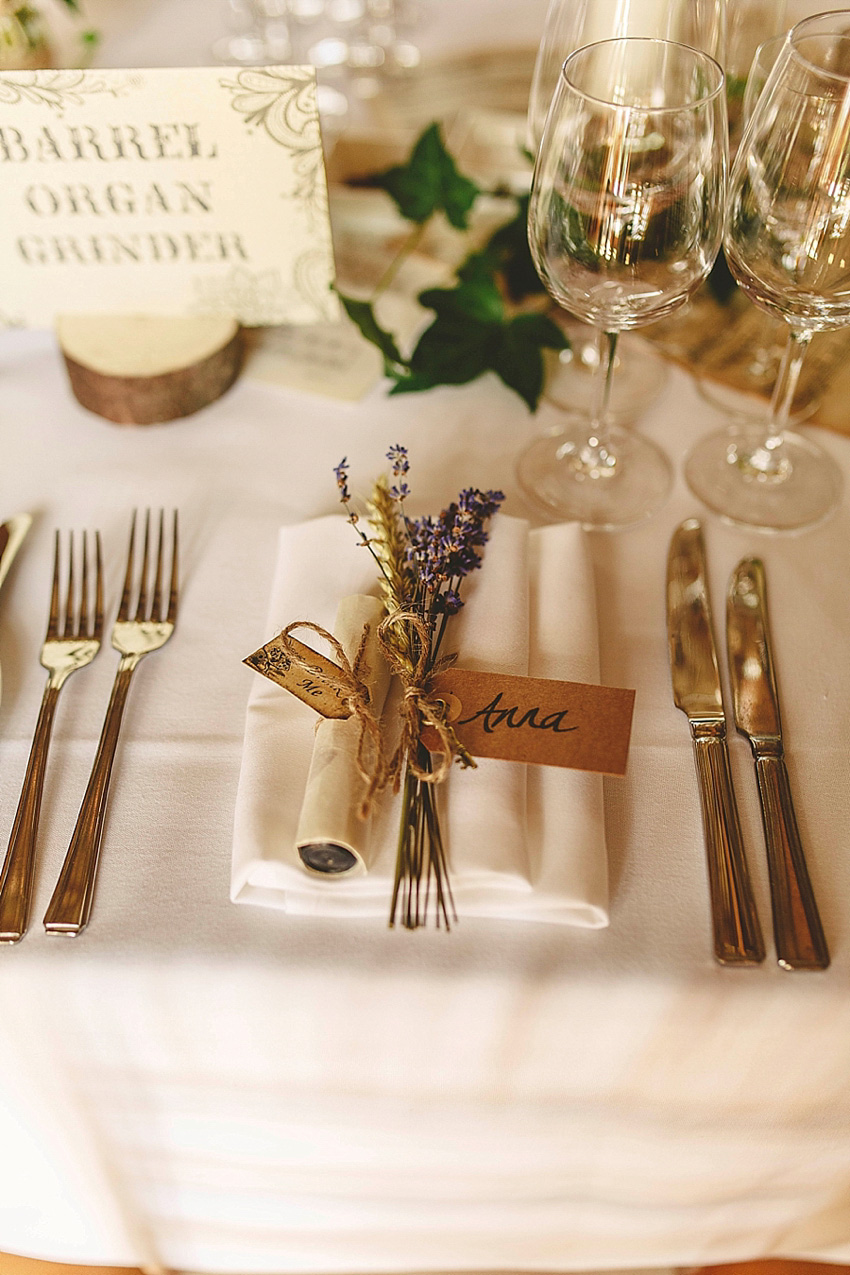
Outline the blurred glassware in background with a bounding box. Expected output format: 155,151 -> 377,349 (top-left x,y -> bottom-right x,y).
526,0 -> 725,427
215,0 -> 424,129
684,10 -> 850,531
696,22 -> 822,425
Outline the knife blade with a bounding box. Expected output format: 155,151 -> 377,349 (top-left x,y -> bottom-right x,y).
727,557 -> 829,971
0,513 -> 32,702
667,519 -> 765,965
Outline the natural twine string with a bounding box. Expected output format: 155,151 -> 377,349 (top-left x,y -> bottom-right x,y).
277,609 -> 459,819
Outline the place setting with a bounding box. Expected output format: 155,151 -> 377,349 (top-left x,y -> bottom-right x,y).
2,4 -> 850,1275
0,3 -> 845,971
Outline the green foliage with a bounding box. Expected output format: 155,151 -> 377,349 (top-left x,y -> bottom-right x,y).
338,122 -> 564,411
373,122 -> 480,230
482,195 -> 545,301
389,270 -> 566,411
339,296 -> 406,376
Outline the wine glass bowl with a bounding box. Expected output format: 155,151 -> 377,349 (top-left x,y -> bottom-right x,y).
526,0 -> 725,428
519,37 -> 727,529
685,12 -> 850,531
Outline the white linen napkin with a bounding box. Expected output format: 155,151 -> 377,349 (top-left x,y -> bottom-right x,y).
231,513 -> 608,925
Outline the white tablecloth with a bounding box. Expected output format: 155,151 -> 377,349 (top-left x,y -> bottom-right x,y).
0,320 -> 849,1273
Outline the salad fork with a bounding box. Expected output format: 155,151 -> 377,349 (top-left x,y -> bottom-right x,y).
0,531 -> 104,943
44,509 -> 178,937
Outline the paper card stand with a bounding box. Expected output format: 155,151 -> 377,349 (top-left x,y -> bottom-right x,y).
0,66 -> 338,423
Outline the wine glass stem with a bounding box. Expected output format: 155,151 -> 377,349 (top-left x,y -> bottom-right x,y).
578,329 -> 619,473
764,326 -> 812,455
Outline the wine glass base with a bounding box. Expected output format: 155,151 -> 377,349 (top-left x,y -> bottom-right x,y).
684,426 -> 843,532
517,419 -> 673,530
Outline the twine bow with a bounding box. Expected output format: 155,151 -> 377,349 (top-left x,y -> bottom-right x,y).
278,609 -> 467,820
377,609 -> 459,787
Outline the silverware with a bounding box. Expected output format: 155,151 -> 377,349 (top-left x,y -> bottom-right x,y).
0,532 -> 104,942
727,557 -> 829,971
44,510 -> 178,937
667,519 -> 765,966
0,513 -> 33,701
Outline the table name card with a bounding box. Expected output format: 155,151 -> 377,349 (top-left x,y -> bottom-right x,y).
0,67 -> 337,328
248,632 -> 635,778
428,669 -> 634,776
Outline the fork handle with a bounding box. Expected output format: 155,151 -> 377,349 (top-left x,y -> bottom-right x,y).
0,681 -> 61,942
43,656 -> 139,936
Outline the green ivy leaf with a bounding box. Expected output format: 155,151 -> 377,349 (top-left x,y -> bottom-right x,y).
492,313 -> 567,411
338,294 -> 407,375
484,194 -> 546,301
389,277 -> 566,410
418,274 -> 504,324
374,122 -> 480,230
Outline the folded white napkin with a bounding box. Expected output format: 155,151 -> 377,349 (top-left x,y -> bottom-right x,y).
231,513 -> 608,925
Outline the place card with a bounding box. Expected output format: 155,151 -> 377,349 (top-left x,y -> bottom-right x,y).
247,637 -> 635,777
428,668 -> 634,776
0,66 -> 338,328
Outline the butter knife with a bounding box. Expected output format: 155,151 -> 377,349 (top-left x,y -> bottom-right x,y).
0,513 -> 32,698
727,558 -> 829,971
667,520 -> 765,965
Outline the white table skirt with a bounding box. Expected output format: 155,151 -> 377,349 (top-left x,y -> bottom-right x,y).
0,323 -> 849,1273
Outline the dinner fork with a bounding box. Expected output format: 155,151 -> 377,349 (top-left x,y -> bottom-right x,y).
0,531 -> 104,943
44,510 -> 178,936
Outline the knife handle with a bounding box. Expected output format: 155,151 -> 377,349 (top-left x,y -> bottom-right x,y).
754,752 -> 829,971
692,725 -> 765,965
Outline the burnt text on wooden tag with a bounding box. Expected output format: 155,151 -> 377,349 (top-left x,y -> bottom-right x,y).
244,635 -> 351,719
425,668 -> 635,776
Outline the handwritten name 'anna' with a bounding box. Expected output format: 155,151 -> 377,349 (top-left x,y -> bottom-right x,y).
457,692 -> 577,735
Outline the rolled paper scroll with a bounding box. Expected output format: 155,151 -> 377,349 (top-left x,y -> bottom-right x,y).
295,594 -> 391,876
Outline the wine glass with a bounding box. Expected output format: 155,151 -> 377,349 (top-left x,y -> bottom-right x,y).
527,0 -> 726,425
684,11 -> 850,531
518,37 -> 727,529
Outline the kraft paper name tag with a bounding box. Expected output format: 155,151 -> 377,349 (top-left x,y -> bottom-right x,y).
0,66 -> 337,327
244,634 -> 350,719
247,632 -> 635,776
427,668 -> 635,776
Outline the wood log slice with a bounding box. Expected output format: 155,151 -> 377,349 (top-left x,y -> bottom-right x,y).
57,314 -> 244,425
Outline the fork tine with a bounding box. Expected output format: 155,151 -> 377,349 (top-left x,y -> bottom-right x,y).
62,531 -> 75,641
117,512 -> 137,622
93,531 -> 104,640
152,509 -> 165,621
166,510 -> 179,625
134,510 -> 151,622
78,531 -> 89,638
46,531 -> 61,640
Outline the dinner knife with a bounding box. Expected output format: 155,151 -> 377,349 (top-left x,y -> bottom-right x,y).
0,513 -> 32,699
667,520 -> 765,965
0,514 -> 31,594
727,557 -> 829,971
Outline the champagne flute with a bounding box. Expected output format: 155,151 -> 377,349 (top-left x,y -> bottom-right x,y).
684,11 -> 850,531
527,0 -> 726,424
519,37 -> 727,528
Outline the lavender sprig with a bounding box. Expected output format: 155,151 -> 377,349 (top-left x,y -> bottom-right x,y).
333,449 -> 504,930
